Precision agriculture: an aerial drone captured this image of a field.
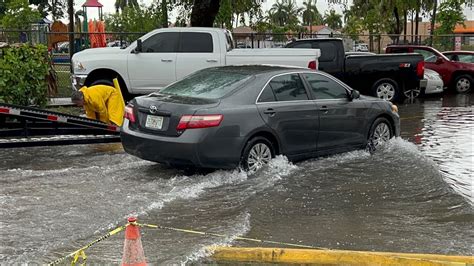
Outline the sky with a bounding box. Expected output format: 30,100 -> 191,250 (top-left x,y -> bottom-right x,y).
75,0 -> 473,23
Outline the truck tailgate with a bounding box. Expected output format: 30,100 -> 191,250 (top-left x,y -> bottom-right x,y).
226,48 -> 320,68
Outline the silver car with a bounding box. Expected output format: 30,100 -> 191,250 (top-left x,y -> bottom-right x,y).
424,69 -> 444,95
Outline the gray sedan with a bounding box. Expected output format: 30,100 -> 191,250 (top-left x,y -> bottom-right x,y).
121,65 -> 400,171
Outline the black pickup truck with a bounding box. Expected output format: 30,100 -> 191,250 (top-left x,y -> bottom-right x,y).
285,38 -> 427,102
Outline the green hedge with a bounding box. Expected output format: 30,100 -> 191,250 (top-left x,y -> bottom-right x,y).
0,44 -> 49,107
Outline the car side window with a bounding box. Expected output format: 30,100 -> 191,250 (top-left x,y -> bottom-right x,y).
303,73 -> 348,100
313,42 -> 336,62
459,54 -> 474,63
257,84 -> 276,102
142,32 -> 179,53
268,74 -> 309,101
179,32 -> 213,53
414,49 -> 437,63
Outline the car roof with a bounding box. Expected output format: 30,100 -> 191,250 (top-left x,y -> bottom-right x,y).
386,45 -> 433,49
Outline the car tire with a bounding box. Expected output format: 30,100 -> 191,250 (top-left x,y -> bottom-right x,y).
240,136 -> 275,173
90,78 -> 134,102
367,117 -> 393,153
454,74 -> 472,94
372,78 -> 400,102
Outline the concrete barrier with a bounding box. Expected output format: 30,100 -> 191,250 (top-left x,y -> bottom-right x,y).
210,247 -> 473,265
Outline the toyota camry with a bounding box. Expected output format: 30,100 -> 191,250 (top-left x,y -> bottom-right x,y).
121,65 -> 400,171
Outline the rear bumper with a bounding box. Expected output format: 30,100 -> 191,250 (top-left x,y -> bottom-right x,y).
120,120 -> 243,169
425,79 -> 444,94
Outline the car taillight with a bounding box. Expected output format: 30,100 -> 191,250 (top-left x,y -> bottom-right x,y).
176,114 -> 223,130
416,61 -> 425,79
308,60 -> 318,70
124,105 -> 135,123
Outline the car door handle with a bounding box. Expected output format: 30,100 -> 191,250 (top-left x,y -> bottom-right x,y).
263,108 -> 276,116
161,59 -> 173,62
206,59 -> 218,63
319,106 -> 329,113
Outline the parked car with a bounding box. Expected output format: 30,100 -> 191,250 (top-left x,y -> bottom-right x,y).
71,27 -> 320,101
354,43 -> 369,52
121,65 -> 400,171
442,51 -> 474,64
385,45 -> 474,93
424,69 -> 444,95
285,38 -> 427,102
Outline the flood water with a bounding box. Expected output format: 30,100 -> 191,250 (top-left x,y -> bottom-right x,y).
1,94 -> 473,264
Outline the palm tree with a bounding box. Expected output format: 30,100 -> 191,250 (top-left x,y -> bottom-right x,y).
324,9 -> 342,30
268,0 -> 302,27
268,0 -> 287,26
302,0 -> 323,32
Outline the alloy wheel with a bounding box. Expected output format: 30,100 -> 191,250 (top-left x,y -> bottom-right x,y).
371,122 -> 391,148
247,143 -> 272,173
456,78 -> 471,93
376,83 -> 395,101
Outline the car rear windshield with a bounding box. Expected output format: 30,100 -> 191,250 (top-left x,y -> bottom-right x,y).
160,69 -> 253,99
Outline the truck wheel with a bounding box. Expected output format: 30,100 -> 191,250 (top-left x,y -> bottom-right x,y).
372,79 -> 400,102
240,137 -> 274,173
454,74 -> 472,93
90,78 -> 134,102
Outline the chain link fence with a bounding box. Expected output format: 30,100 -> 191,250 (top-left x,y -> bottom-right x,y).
2,28 -> 473,98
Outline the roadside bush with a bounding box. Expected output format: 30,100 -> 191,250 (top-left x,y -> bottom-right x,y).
0,44 -> 49,107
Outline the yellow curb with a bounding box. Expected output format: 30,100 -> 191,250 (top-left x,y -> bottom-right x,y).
210,247 -> 474,265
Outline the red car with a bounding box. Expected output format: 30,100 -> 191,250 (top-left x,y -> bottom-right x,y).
386,45 -> 473,93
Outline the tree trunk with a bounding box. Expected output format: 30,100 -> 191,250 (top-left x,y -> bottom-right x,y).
430,0 -> 438,46
190,0 -> 221,27
393,6 -> 400,44
415,0 -> 420,44
161,0 -> 168,28
403,10 -> 407,43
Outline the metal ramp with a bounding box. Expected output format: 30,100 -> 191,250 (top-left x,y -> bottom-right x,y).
0,103 -> 120,148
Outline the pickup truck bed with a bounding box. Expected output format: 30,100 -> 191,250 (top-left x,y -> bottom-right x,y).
286,38 -> 426,102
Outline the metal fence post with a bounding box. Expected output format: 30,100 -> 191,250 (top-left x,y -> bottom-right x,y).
251,33 -> 254,49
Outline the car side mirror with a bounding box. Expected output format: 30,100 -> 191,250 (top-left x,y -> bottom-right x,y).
134,39 -> 142,53
436,56 -> 443,64
350,90 -> 360,100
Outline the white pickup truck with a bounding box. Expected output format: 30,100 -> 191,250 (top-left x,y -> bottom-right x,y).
71,27 -> 320,99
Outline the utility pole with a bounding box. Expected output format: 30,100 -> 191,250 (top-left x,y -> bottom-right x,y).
161,0 -> 168,28
68,0 -> 74,71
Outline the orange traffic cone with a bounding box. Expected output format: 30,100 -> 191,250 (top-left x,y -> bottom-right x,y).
122,217 -> 147,266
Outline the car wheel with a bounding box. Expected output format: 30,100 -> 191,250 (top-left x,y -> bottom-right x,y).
241,137 -> 275,173
454,75 -> 472,93
367,117 -> 393,152
372,79 -> 400,102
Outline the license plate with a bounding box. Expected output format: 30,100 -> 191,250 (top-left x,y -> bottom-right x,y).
145,115 -> 163,130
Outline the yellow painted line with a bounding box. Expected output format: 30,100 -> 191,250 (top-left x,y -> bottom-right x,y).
210,247 -> 473,265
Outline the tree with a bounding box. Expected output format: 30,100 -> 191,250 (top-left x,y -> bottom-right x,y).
28,0 -> 66,20
115,0 -> 138,13
434,0 -> 465,49
324,9 -> 342,30
267,0 -> 302,27
105,3 -> 162,40
2,0 -> 41,30
302,0 -> 323,29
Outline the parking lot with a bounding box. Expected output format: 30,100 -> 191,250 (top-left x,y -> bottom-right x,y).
1,93 -> 472,264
